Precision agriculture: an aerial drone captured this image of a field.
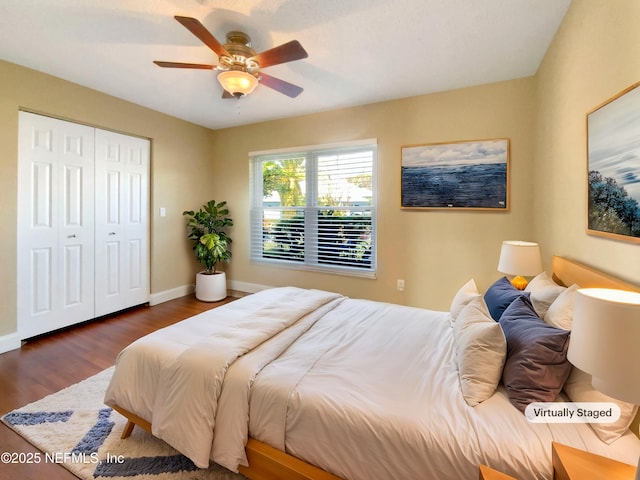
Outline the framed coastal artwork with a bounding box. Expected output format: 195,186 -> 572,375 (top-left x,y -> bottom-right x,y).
401,138 -> 510,210
587,81 -> 640,243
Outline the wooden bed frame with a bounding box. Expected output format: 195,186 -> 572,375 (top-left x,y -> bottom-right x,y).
112,256 -> 640,480
550,255 -> 640,439
111,403 -> 342,480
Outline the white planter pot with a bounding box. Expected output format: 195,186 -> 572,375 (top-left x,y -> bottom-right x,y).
195,271 -> 227,302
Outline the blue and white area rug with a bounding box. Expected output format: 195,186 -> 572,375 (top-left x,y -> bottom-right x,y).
2,367 -> 247,480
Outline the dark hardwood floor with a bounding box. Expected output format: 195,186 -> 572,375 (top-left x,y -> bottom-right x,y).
0,293 -> 237,480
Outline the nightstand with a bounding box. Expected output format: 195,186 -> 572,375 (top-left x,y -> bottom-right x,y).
479,464 -> 518,480
552,442 -> 637,480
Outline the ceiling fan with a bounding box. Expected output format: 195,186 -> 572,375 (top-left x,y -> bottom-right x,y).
154,16 -> 308,99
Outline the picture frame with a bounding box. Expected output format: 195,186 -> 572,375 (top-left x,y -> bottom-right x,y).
587,81 -> 640,243
400,138 -> 510,210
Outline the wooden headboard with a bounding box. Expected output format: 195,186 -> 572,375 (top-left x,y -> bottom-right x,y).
551,255 -> 640,439
552,256 -> 640,293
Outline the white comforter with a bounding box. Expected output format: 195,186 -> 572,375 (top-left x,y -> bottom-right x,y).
104,287 -> 640,479
104,287 -> 343,468
250,297 -> 640,480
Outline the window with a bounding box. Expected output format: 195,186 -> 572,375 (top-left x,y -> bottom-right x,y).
250,140 -> 377,277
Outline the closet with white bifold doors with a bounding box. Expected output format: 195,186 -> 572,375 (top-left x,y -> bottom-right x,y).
17,111 -> 150,339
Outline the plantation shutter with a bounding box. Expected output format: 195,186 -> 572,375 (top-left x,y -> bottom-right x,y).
250,140 -> 377,277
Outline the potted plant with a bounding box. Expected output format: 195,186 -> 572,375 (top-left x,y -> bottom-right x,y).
183,200 -> 233,301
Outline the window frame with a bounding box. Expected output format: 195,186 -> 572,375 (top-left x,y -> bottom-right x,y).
250,139 -> 377,278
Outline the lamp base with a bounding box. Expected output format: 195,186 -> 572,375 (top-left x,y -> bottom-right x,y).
510,275 -> 528,290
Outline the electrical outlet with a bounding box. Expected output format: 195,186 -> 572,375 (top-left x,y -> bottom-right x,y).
160,207 -> 166,217
397,279 -> 405,291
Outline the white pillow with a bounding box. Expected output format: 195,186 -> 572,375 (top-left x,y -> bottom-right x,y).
543,284 -> 578,330
525,271 -> 566,318
564,367 -> 639,444
453,298 -> 506,406
449,279 -> 481,326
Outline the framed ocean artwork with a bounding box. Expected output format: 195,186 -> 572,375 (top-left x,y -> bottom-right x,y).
401,138 -> 510,210
587,81 -> 640,243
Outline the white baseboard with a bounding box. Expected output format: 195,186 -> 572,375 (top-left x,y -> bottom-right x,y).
0,332 -> 21,354
149,280 -> 270,306
149,284 -> 194,306
228,280 -> 271,294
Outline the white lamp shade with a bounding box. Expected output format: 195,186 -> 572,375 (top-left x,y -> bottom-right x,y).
497,241 -> 543,276
217,70 -> 258,97
568,288 -> 640,404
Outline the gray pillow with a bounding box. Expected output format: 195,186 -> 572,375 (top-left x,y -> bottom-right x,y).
484,276 -> 530,321
499,296 -> 571,412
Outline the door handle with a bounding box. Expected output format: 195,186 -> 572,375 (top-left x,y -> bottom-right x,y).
108,232 -> 116,236
67,234 -> 76,238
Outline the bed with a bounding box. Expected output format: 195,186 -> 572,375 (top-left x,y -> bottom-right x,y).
103,256 -> 640,479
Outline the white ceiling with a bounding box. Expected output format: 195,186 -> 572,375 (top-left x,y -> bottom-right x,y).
0,0 -> 571,130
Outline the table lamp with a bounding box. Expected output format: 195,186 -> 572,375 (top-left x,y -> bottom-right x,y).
497,240 -> 543,290
568,288 -> 640,480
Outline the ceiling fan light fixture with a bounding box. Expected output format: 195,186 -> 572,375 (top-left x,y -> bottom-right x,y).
157,17 -> 306,99
217,70 -> 258,98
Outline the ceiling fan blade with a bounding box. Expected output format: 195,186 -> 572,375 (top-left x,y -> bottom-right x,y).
259,72 -> 304,98
251,40 -> 308,68
154,61 -> 216,69
221,89 -> 235,99
174,15 -> 230,59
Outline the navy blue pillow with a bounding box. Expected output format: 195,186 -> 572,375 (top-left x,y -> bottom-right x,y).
484,276 -> 530,321
499,296 -> 571,412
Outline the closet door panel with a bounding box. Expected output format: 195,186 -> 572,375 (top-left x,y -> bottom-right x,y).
63,244 -> 83,305
106,170 -> 121,224
128,238 -> 143,289
31,247 -> 53,315
95,137 -> 125,315
126,165 -> 146,295
64,165 -> 83,226
59,121 -> 95,325
18,112 -> 149,338
33,161 -> 53,228
17,112 -> 95,339
123,140 -> 150,308
105,241 -> 121,295
29,155 -> 56,320
95,129 -> 149,317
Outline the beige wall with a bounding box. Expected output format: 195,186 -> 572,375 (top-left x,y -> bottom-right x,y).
0,60 -> 215,337
534,0 -> 640,286
212,77 -> 537,310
